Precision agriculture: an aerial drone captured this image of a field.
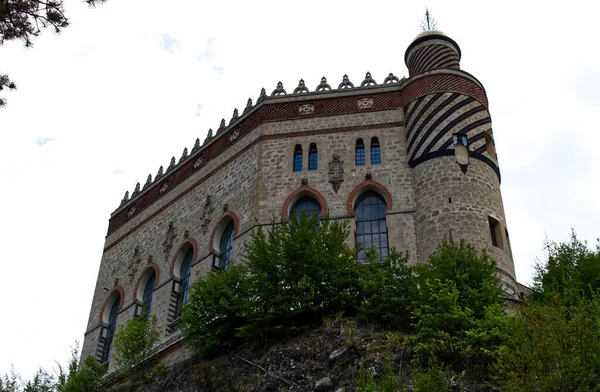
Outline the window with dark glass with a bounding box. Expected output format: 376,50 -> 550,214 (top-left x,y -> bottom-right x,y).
142,272 -> 155,316
308,143 -> 318,170
100,295 -> 119,363
218,221 -> 234,269
293,144 -> 303,172
175,248 -> 193,318
354,191 -> 388,262
371,137 -> 381,165
355,139 -> 365,166
291,196 -> 321,220
453,134 -> 468,147
488,216 -> 503,249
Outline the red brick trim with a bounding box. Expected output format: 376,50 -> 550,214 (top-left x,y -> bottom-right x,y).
402,73 -> 488,109
133,263 -> 160,301
281,186 -> 328,220
99,285 -> 125,324
347,180 -> 393,215
209,211 -> 240,253
169,238 -> 198,277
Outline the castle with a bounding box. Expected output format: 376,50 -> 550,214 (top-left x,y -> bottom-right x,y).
81,27 -> 519,370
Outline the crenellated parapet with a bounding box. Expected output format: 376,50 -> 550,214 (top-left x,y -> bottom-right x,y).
111,72 -> 408,231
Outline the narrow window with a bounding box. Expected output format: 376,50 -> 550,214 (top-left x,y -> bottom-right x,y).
293,144 -> 303,172
291,196 -> 321,221
175,248 -> 193,318
453,134 -> 468,147
308,143 -> 318,170
355,191 -> 388,262
142,272 -> 155,316
355,139 -> 365,166
484,132 -> 496,159
488,216 -> 503,249
370,137 -> 381,164
218,221 -> 235,269
100,295 -> 120,364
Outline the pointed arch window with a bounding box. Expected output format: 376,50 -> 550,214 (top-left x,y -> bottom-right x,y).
293,144 -> 303,172
291,196 -> 321,220
355,139 -> 365,166
308,143 -> 318,170
100,295 -> 120,364
371,137 -> 381,164
354,191 -> 388,262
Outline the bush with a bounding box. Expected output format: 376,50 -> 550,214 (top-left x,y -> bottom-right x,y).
112,315 -> 162,385
180,264 -> 249,357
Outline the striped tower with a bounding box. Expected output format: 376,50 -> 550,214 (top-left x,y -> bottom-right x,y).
404,30 -> 518,297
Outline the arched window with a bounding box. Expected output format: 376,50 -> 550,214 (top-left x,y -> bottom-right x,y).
218,221 -> 235,269
100,294 -> 120,363
354,191 -> 388,262
142,272 -> 155,316
174,248 -> 193,319
293,144 -> 303,172
308,143 -> 318,170
355,139 -> 365,166
370,137 -> 381,164
291,196 -> 321,220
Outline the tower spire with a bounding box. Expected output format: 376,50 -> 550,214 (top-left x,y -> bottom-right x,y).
420,8 -> 437,31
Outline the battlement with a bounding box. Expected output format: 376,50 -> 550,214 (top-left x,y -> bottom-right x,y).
111,72 -> 407,228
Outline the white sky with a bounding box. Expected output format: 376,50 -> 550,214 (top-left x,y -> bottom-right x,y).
1,0 -> 599,379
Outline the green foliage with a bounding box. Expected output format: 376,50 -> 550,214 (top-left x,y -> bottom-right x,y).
241,214 -> 360,339
416,237 -> 503,318
182,214 -> 362,357
532,231 -> 600,305
409,237 -> 505,383
112,315 -> 162,385
181,264 -> 249,358
56,354 -> 106,392
412,366 -> 450,392
0,347 -> 106,392
357,249 -> 416,328
495,233 -> 600,391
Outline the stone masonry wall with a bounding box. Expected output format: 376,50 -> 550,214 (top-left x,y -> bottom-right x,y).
412,156 -> 516,291
81,127 -> 261,369
254,109 -> 418,263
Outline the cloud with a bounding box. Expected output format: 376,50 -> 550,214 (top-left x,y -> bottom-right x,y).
35,137 -> 54,146
212,65 -> 224,74
158,33 -> 180,53
112,169 -> 124,175
197,37 -> 217,61
195,104 -> 202,117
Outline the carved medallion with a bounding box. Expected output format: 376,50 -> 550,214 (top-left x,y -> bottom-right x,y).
229,129 -> 240,141
127,205 -> 137,217
298,104 -> 315,115
194,156 -> 204,169
328,154 -> 344,193
159,182 -> 169,194
357,97 -> 374,109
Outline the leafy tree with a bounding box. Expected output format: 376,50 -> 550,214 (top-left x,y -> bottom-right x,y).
0,369 -> 20,392
180,264 -> 249,358
56,348 -> 106,392
357,248 -> 416,328
496,232 -> 600,391
532,231 -> 600,304
0,0 -> 105,105
182,214 -> 362,357
112,315 -> 162,386
409,237 -> 505,383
